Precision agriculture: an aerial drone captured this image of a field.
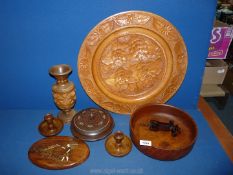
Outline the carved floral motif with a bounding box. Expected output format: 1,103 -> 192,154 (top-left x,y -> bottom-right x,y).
99,20 -> 114,34
87,32 -> 99,46
78,11 -> 188,114
102,102 -> 131,113
31,143 -> 76,162
53,86 -> 76,110
100,35 -> 164,96
82,79 -> 103,102
153,20 -> 178,41
114,13 -> 151,26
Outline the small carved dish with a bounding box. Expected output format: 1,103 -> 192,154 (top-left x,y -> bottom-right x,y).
71,108 -> 114,141
130,104 -> 198,160
105,131 -> 132,157
78,11 -> 188,114
28,136 -> 90,170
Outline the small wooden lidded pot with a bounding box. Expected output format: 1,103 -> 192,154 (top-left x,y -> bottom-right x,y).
71,108 -> 114,141
130,104 -> 198,160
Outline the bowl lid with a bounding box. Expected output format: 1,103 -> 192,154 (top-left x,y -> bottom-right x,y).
71,108 -> 114,141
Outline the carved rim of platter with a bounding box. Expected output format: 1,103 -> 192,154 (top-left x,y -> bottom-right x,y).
77,11 -> 188,114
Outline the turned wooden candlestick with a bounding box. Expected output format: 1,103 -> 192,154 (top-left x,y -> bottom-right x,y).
105,131 -> 132,157
49,64 -> 77,124
38,113 -> 64,137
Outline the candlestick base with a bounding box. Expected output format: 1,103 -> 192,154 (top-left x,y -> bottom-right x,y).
58,109 -> 77,124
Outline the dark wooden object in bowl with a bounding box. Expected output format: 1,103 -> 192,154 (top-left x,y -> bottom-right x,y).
130,104 -> 198,160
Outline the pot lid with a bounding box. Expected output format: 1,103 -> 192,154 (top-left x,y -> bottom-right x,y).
71,108 -> 114,141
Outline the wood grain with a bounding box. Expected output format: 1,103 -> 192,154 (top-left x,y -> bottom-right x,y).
130,104 -> 198,160
105,131 -> 132,157
38,113 -> 64,137
198,97 -> 233,162
28,136 -> 90,169
78,11 -> 188,114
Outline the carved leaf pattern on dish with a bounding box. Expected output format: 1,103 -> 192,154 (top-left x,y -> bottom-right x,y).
99,20 -> 114,34
82,79 -> 103,102
159,75 -> 182,101
100,35 -> 165,96
153,19 -> 179,41
133,13 -> 151,24
114,13 -> 151,26
87,32 -> 99,46
102,102 -> 131,113
86,13 -> 151,47
79,58 -> 89,75
78,11 -> 188,114
78,46 -> 92,76
174,41 -> 187,72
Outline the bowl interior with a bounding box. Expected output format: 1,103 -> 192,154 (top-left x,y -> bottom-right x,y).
50,64 -> 71,76
130,104 -> 197,150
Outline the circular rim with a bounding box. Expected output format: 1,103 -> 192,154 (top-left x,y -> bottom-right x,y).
49,64 -> 72,76
70,108 -> 115,141
130,103 -> 198,151
78,11 -> 188,114
71,119 -> 114,141
91,27 -> 173,103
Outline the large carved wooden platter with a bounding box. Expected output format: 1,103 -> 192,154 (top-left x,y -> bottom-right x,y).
78,11 -> 188,114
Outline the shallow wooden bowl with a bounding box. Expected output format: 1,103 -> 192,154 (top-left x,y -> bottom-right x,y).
130,104 -> 198,160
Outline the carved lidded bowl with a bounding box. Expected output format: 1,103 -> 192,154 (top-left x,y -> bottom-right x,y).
78,11 -> 188,114
71,108 -> 114,141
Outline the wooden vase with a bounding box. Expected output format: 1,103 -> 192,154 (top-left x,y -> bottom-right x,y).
49,64 -> 76,124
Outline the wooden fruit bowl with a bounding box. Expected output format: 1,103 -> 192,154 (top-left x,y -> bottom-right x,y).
130,104 -> 198,160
